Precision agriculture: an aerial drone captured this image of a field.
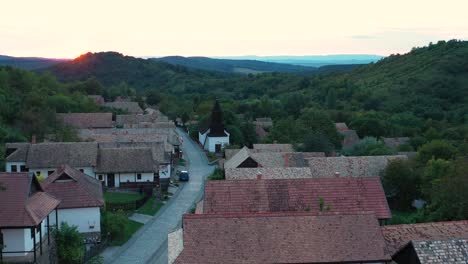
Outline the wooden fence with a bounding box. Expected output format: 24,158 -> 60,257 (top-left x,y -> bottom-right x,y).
105,195 -> 151,212
82,241 -> 109,263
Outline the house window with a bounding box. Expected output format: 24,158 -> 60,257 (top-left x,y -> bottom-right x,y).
137,173 -> 142,180
79,169 -> 84,173
20,165 -> 27,172
48,170 -> 54,176
98,175 -> 103,181
11,165 -> 17,172
35,171 -> 41,176
30,228 -> 35,239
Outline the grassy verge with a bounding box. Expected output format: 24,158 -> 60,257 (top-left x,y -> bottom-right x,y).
207,152 -> 218,162
112,218 -> 144,246
389,210 -> 424,225
104,192 -> 144,203
136,198 -> 164,216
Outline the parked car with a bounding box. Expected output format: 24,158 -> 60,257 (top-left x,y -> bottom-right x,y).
179,170 -> 190,181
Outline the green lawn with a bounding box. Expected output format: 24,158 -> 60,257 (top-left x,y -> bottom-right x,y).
104,192 -> 144,203
136,198 -> 164,216
113,218 -> 144,246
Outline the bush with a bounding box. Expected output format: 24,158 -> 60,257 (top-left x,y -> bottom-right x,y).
54,222 -> 85,264
343,137 -> 393,156
101,210 -> 127,242
417,140 -> 458,164
208,168 -> 225,180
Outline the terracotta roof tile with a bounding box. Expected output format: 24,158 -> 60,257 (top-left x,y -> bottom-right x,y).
176,212 -> 390,263
0,173 -> 60,227
204,177 -> 391,219
42,165 -> 104,209
381,220 -> 468,255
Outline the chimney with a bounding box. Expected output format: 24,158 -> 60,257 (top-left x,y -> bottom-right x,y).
335,172 -> 340,178
257,174 -> 262,180
31,135 -> 37,144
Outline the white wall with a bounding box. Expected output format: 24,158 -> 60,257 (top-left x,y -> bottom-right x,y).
117,172 -> 155,186
49,207 -> 101,234
159,164 -> 171,179
2,215 -> 51,257
199,131 -> 207,146
30,167 -> 95,178
2,228 -> 26,256
5,162 -> 26,172
205,134 -> 230,152
24,220 -> 48,256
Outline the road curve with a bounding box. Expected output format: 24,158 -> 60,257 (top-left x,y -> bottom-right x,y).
106,128 -> 214,264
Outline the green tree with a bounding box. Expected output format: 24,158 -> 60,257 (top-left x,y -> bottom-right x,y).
382,159 -> 420,210
417,140 -> 458,164
301,131 -> 334,154
298,108 -> 341,148
350,112 -> 389,138
343,137 -> 393,156
326,88 -> 336,109
420,159 -> 451,200
54,222 -> 85,264
425,158 -> 468,220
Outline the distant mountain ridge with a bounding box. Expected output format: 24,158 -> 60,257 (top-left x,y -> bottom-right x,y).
152,56 -> 318,74
216,54 -> 384,67
0,55 -> 69,70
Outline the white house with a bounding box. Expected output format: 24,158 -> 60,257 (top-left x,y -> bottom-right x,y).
94,147 -> 159,188
42,165 -> 104,243
5,142 -> 98,178
198,100 -> 230,153
0,173 -> 60,263
5,141 -> 169,189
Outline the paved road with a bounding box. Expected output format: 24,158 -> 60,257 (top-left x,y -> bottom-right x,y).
105,128 -> 214,264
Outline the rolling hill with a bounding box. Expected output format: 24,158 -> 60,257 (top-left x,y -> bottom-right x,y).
152,56 -> 318,74
0,55 -> 69,70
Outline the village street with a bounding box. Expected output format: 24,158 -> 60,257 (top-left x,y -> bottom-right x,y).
103,128 -> 214,264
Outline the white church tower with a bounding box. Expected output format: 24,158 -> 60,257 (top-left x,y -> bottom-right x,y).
198,100 -> 230,153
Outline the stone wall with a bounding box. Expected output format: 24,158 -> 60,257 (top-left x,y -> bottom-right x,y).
168,228 -> 184,264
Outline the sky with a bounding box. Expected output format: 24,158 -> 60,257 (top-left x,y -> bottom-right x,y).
1,0 -> 468,58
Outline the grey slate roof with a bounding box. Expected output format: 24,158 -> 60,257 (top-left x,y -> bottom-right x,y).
57,113 -> 113,128
224,147 -> 326,169
411,239 -> 468,263
26,142 -> 98,168
5,143 -> 30,162
225,167 -> 313,180
99,142 -> 170,163
96,147 -> 158,173
224,147 -> 250,169
307,155 -> 407,178
253,144 -> 293,152
104,101 -> 143,114
224,149 -> 240,160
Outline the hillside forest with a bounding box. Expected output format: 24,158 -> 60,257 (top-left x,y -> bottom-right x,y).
0,40 -> 467,224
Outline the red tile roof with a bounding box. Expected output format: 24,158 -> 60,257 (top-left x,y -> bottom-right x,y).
0,173 -> 60,227
204,177 -> 391,219
175,212 -> 390,264
57,113 -> 113,128
381,220 -> 468,255
42,165 -> 104,209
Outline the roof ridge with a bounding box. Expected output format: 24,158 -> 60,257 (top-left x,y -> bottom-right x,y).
184,211 -> 377,219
